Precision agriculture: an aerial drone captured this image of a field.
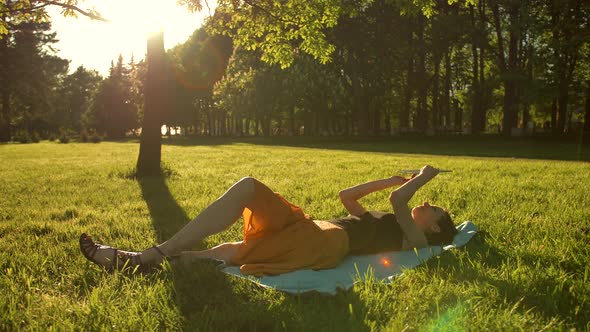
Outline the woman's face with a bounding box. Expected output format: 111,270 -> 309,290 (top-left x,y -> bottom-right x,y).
411,202 -> 445,233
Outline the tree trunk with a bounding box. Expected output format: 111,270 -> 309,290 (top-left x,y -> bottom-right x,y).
454,98 -> 463,131
289,107 -> 296,135
479,41 -> 486,130
263,113 -> 271,137
443,48 -> 451,127
0,26 -> 10,142
400,17 -> 413,129
415,15 -> 427,133
470,4 -> 483,134
276,118 -> 282,136
551,99 -> 557,131
432,54 -> 441,129
254,117 -> 259,136
0,85 -> 10,142
584,82 -> 590,131
492,1 -> 519,135
557,92 -> 568,134
350,61 -> 367,136
219,110 -> 226,136
507,27 -> 520,133
136,32 -> 167,176
376,105 -> 382,136
502,79 -> 518,134
205,109 -> 212,136
549,1 -> 580,135
522,44 -> 533,134
239,114 -> 244,136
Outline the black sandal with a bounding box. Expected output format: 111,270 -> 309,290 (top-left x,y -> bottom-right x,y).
80,233 -> 168,273
79,233 -> 119,271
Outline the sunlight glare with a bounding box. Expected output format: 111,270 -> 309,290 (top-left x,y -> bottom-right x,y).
47,0 -> 213,76
109,0 -> 167,37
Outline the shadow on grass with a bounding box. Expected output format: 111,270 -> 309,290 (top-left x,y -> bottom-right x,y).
138,175 -> 372,331
427,232 -> 588,329
170,262 -> 372,331
138,176 -> 190,241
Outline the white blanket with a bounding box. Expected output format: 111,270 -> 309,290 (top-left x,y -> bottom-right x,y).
222,221 -> 478,294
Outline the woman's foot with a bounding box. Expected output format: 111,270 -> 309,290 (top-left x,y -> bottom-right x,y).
79,234 -> 166,272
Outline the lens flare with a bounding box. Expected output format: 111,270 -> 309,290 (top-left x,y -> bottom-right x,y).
174,41 -> 227,92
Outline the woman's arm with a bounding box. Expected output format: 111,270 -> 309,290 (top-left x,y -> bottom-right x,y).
339,176 -> 408,217
389,165 -> 439,248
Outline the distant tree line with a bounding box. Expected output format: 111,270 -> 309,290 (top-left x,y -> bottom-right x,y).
0,18 -> 146,142
1,0 -> 589,142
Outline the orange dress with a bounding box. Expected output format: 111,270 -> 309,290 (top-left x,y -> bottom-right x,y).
229,181 -> 349,276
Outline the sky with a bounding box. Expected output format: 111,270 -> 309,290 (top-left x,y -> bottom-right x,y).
47,0 -> 215,76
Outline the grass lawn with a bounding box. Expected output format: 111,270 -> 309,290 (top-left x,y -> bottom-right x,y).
1,137 -> 589,331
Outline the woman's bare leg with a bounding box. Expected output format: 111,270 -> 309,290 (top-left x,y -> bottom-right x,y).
175,242 -> 242,266
144,177 -> 257,263
82,177 -> 259,268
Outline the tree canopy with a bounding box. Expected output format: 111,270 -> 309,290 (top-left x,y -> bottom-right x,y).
1,0 -> 589,143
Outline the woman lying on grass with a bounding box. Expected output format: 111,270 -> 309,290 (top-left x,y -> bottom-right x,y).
80,165 -> 457,276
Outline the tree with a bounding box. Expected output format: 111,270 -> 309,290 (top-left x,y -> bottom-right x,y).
0,20 -> 68,140
90,56 -> 138,138
544,0 -> 588,134
490,0 -> 523,135
136,32 -> 170,176
469,0 -> 488,134
1,1 -> 106,141
167,28 -> 233,135
55,65 -> 102,132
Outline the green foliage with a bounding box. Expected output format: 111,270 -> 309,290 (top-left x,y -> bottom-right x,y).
183,0 -> 483,69
0,20 -> 69,140
30,131 -> 40,143
166,28 -> 233,133
79,129 -> 102,143
88,56 -> 141,139
79,129 -> 89,142
206,0 -> 350,68
89,132 -> 102,143
12,130 -> 31,143
58,134 -> 70,144
55,66 -> 103,133
0,139 -> 589,330
213,49 -> 349,136
12,130 -> 40,143
58,128 -> 71,143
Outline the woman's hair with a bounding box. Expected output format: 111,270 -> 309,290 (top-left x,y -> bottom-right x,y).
425,211 -> 457,246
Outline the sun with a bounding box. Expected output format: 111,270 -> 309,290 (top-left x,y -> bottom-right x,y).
109,0 -> 169,37
100,0 -> 210,45
48,0 -> 212,76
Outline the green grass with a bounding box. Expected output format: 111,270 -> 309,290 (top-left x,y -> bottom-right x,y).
1,138 -> 589,331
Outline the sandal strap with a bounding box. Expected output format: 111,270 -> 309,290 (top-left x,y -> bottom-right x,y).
80,234 -> 100,260
80,233 -> 120,270
151,246 -> 169,258
87,245 -> 98,260
112,248 -> 118,269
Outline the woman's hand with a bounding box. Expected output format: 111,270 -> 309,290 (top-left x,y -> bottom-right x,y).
391,175 -> 411,186
390,165 -> 440,205
419,165 -> 440,178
